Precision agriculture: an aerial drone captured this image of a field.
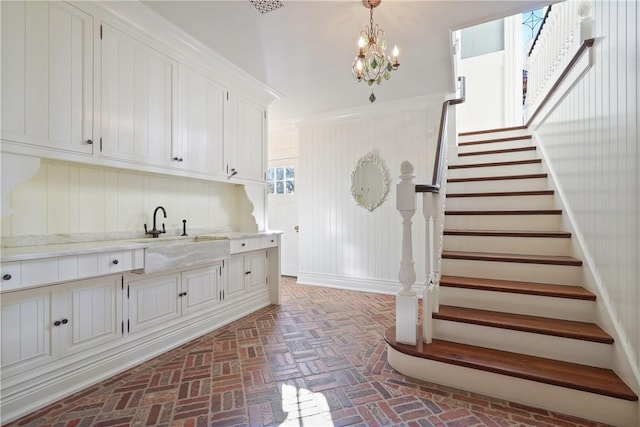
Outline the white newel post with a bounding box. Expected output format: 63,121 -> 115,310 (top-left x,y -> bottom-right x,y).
396,161 -> 418,345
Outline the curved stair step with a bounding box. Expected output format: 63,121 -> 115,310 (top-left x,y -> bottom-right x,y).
448,173 -> 548,183
446,209 -> 562,215
459,135 -> 532,147
447,190 -> 554,198
434,305 -> 613,343
439,275 -> 594,300
449,159 -> 541,169
459,146 -> 536,157
384,331 -> 638,401
444,229 -> 571,238
442,251 -> 582,266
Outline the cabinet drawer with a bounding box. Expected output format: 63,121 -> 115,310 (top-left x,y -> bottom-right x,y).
1,249 -> 144,292
0,262 -> 22,291
231,236 -> 277,254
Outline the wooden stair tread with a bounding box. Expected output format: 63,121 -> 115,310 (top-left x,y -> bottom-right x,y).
384,330 -> 637,401
459,126 -> 528,136
442,251 -> 582,266
448,173 -> 548,183
447,190 -> 554,198
434,305 -> 613,344
459,135 -> 532,147
440,275 -> 595,300
444,229 -> 571,238
446,209 -> 562,215
459,146 -> 536,157
449,159 -> 542,169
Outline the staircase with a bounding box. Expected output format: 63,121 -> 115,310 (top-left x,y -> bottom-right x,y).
385,126 -> 638,426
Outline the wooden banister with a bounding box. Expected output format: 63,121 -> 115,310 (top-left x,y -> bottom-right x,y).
420,76 -> 466,194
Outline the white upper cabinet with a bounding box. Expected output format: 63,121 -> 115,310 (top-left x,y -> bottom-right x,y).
99,22 -> 176,168
176,65 -> 226,177
225,92 -> 266,182
1,1 -> 93,154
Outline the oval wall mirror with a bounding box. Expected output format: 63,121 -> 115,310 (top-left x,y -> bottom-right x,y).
350,150 -> 391,212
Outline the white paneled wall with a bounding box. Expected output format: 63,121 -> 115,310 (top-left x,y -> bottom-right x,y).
297,99 -> 442,294
1,159 -> 252,237
534,0 -> 639,374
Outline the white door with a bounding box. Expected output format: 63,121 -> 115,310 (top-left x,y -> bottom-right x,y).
267,159 -> 299,276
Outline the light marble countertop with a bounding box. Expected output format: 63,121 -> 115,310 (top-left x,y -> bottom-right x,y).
1,230 -> 281,263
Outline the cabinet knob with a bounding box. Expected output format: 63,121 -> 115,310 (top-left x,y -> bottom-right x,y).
2,274 -> 11,281
112,259 -> 119,265
61,318 -> 69,325
53,320 -> 61,327
245,271 -> 251,275
86,139 -> 93,145
178,291 -> 188,297
241,243 -> 246,247
173,156 -> 184,162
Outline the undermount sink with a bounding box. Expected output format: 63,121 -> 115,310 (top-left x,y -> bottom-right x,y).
132,235 -> 230,274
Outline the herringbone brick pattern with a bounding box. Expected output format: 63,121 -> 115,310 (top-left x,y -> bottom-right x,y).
8,277 -> 609,427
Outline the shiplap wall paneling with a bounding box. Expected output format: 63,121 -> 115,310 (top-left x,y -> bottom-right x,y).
534,0 -> 638,372
1,160 -> 252,237
298,104 -> 441,293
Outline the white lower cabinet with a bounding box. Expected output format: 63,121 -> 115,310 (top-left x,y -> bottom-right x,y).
1,275 -> 123,378
125,262 -> 222,334
228,250 -> 268,299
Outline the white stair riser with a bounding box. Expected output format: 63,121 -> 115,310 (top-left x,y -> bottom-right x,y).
444,214 -> 564,231
443,235 -> 572,256
445,195 -> 557,211
438,287 -> 594,322
458,139 -> 534,154
433,320 -> 612,368
458,129 -> 531,143
441,258 -> 582,285
447,162 -> 544,179
387,347 -> 637,427
447,178 -> 549,193
454,149 -> 538,165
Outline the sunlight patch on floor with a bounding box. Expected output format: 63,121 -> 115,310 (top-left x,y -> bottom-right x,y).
279,383 -> 334,426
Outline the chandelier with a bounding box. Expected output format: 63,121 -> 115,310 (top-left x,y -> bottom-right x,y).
351,0 -> 399,103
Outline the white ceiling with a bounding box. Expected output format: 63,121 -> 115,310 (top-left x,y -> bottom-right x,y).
142,0 -> 550,127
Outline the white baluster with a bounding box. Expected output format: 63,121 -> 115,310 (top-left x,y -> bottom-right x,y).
396,161 -> 418,345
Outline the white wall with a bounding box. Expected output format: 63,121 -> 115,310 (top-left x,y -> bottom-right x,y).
296,97 -> 443,294
1,158 -> 256,240
532,0 -> 639,377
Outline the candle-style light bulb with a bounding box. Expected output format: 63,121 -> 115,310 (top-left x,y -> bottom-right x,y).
392,45 -> 400,69
358,36 -> 366,58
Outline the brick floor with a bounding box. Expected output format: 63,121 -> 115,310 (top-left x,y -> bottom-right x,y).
7,277 -> 610,427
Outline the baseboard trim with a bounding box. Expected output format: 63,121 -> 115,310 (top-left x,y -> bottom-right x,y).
296,272 -> 425,296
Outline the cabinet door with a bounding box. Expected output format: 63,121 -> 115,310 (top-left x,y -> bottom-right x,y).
226,255 -> 247,301
100,22 -> 176,167
1,287 -> 58,378
181,264 -> 222,316
225,92 -> 266,181
177,65 -> 226,176
127,273 -> 180,335
246,251 -> 268,293
1,1 -> 93,154
58,276 -> 123,357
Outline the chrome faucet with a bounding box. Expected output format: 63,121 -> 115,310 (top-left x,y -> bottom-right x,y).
144,206 -> 167,238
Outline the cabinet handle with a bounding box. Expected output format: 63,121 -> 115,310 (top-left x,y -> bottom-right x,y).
86,139 -> 93,145
112,259 -> 119,265
245,271 -> 251,275
2,274 -> 11,281
173,156 -> 184,162
61,318 -> 69,325
178,291 -> 188,297
53,320 -> 61,327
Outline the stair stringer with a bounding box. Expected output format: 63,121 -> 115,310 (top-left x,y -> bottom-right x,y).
529,129 -> 640,416
387,346 -> 638,426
